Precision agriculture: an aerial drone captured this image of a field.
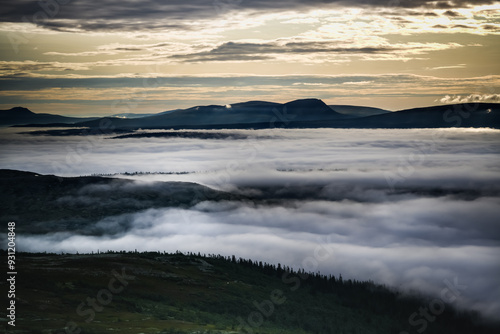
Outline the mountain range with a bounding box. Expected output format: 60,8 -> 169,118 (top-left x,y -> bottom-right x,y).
2,99 -> 499,130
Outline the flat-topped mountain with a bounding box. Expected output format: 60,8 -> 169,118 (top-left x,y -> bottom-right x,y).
75,98 -> 347,129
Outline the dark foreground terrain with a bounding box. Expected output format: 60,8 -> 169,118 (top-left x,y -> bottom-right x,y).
1,251 -> 499,334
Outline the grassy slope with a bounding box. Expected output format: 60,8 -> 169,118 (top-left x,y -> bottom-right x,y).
2,251 -> 498,334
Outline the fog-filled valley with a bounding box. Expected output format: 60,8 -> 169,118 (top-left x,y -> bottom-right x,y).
1,127 -> 499,322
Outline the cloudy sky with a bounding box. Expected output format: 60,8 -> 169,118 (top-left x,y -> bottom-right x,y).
1,0 -> 499,115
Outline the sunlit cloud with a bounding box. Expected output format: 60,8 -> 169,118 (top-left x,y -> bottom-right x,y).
437,94 -> 500,104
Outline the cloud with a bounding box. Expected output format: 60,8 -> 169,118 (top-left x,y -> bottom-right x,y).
0,0 -> 497,32
3,73 -> 498,90
482,24 -> 500,31
173,40 -> 464,64
342,80 -> 374,85
444,10 -> 461,17
426,64 -> 466,70
170,41 -> 414,63
437,94 -> 500,104
0,38 -> 465,74
0,60 -> 91,76
42,42 -> 179,57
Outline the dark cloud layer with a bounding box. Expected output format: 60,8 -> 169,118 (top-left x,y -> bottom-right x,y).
0,0 -> 496,31
0,73 -> 475,91
172,41 -> 399,63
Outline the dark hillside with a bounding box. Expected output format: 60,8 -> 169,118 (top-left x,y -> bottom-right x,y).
0,107 -> 98,126
0,170 -> 237,234
3,251 -> 498,334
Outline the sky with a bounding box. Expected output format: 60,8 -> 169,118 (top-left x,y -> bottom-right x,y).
0,0 -> 499,116
1,127 -> 499,319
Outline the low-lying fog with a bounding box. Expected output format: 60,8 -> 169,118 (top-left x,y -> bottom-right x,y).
1,127 -> 499,319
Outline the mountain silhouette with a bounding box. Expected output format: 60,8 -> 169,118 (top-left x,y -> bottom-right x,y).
0,106 -> 98,126
74,98 -> 346,129
5,100 -> 500,130
334,103 -> 500,128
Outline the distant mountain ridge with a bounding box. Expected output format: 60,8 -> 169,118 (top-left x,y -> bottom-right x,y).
76,98 -> 347,129
0,106 -> 98,126
4,99 -> 500,129
341,103 -> 499,128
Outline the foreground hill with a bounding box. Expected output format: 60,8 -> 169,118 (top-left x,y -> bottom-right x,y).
0,169 -> 237,234
0,107 -> 98,126
3,251 -> 499,334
